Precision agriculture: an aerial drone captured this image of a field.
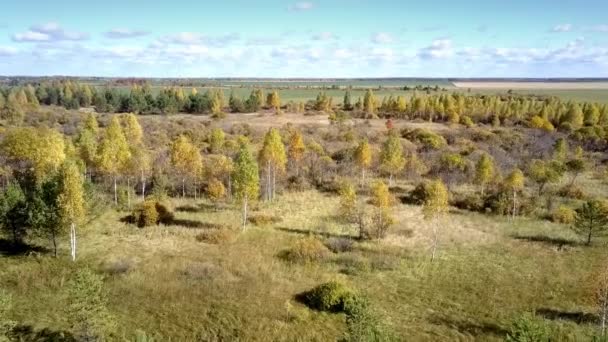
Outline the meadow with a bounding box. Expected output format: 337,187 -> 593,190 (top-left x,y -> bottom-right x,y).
0,80 -> 608,341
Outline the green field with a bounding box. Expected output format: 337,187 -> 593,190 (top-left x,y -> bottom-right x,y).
97,81 -> 608,104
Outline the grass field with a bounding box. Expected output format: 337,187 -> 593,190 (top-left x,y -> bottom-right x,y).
98,80 -> 608,104
0,181 -> 604,340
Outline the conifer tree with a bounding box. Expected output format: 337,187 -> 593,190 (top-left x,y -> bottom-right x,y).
573,199 -> 608,245
343,91 -> 352,111
363,89 -> 376,115
209,128 -> 225,154
67,268 -> 116,341
553,138 -> 568,162
267,91 -> 281,113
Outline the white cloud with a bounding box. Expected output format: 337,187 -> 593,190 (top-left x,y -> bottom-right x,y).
159,32 -> 240,46
589,24 -> 608,32
552,24 -> 572,32
105,28 -> 149,39
371,32 -> 393,44
12,22 -> 89,42
312,32 -> 335,41
0,46 -> 18,56
418,39 -> 453,59
289,2 -> 314,11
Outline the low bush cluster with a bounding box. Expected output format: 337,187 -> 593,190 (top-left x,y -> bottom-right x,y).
247,214 -> 282,227
552,205 -> 577,224
325,237 -> 354,253
195,229 -> 237,244
279,237 -> 330,263
299,281 -> 357,312
131,200 -> 174,228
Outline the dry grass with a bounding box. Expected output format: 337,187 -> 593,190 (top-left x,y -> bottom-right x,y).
0,188 -> 604,340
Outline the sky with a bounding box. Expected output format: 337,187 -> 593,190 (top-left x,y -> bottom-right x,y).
0,0 -> 608,77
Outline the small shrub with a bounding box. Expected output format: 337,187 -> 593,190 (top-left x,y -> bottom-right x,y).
326,237 -> 354,253
557,185 -> 586,199
133,201 -> 159,228
103,259 -> 133,276
401,128 -> 446,150
334,254 -> 371,275
405,182 -> 430,205
552,205 -> 577,224
505,314 -> 550,342
460,115 -> 475,128
195,229 -> 237,244
248,214 -> 282,227
299,281 -> 357,312
155,202 -> 174,224
280,237 -> 330,263
452,192 -> 485,212
343,296 -> 395,342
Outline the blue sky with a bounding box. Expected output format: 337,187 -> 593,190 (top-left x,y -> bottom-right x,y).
1,0 -> 608,77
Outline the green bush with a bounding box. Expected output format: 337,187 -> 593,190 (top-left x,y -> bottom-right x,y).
280,237 -> 330,263
552,205 -> 577,224
131,200 -> 174,228
300,281 -> 357,312
401,128 -> 446,150
343,296 -> 395,342
134,201 -> 159,228
505,314 -> 550,342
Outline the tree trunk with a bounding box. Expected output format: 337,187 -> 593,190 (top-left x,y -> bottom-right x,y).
227,174 -> 232,201
70,223 -> 76,262
389,173 -> 394,187
242,197 -> 248,229
512,190 -> 517,219
127,177 -> 131,209
141,169 -> 146,201
194,180 -> 198,200
361,168 -> 366,185
52,230 -> 57,258
431,221 -> 438,262
266,162 -> 271,201
113,176 -> 118,205
182,178 -> 186,198
272,166 -> 276,200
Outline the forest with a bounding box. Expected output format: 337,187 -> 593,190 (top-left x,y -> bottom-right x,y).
0,79 -> 607,341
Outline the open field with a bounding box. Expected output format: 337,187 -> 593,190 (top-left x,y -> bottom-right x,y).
453,82 -> 608,89
97,80 -> 608,104
0,188 -> 603,341
0,105 -> 607,340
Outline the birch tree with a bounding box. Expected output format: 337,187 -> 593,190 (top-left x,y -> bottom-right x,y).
233,142 -> 259,228
258,128 -> 286,201
97,116 -> 131,205
58,161 -> 85,261
422,179 -> 448,262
